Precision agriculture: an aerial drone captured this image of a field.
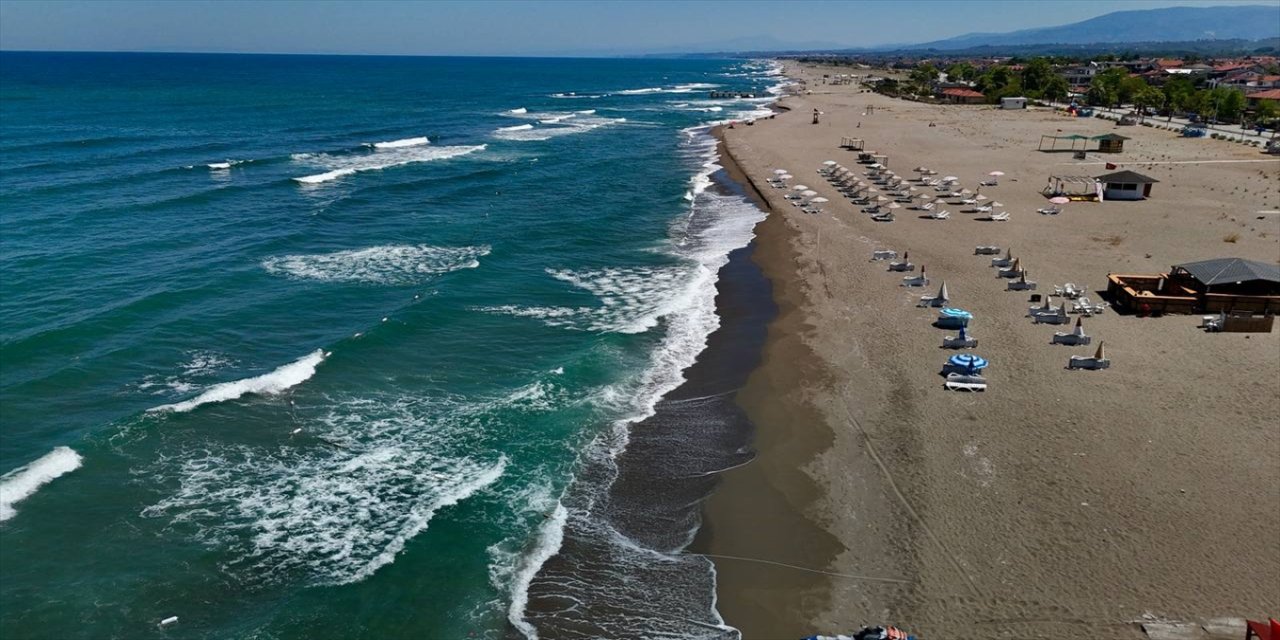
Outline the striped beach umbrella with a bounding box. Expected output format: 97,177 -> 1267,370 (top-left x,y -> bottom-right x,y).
940,307 -> 972,321
948,353 -> 988,371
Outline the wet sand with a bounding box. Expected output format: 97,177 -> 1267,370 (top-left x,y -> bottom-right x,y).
705,61 -> 1280,639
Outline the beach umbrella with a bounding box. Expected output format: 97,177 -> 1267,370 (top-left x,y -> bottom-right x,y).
913,166 -> 927,172
1073,317 -> 1085,336
960,188 -> 973,195
792,184 -> 810,191
774,169 -> 789,175
1049,196 -> 1070,204
823,160 -> 838,166
936,281 -> 950,301
956,326 -> 970,342
991,201 -> 1004,207
943,175 -> 959,182
874,195 -> 889,202
947,352 -> 987,371
913,193 -> 932,200
1003,247 -> 1013,260
988,170 -> 1005,176
802,190 -> 818,197
779,174 -> 794,180
975,194 -> 988,201
810,197 -> 829,203
1094,341 -> 1106,360
887,202 -> 902,209
1059,301 -> 1068,315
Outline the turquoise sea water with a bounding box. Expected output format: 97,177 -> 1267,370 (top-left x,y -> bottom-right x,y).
0,53 -> 782,638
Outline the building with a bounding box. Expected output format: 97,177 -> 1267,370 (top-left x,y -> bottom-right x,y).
1000,96 -> 1028,109
939,88 -> 985,104
1093,133 -> 1130,153
1096,169 -> 1157,200
1246,88 -> 1280,109
1107,257 -> 1280,315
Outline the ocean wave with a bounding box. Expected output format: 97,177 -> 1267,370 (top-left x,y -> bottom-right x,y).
137,350 -> 237,397
492,115 -> 626,142
262,244 -> 489,285
0,447 -> 83,522
141,388 -> 532,586
504,500 -> 568,640
480,264 -> 695,334
292,144 -> 485,184
508,107 -> 528,114
549,92 -> 601,99
207,159 -> 248,170
148,350 -> 325,413
367,136 -> 430,149
614,83 -> 720,96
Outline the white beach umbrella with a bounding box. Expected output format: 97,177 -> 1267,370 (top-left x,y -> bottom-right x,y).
810,197 -> 829,203
976,194 -> 989,201
802,190 -> 818,197
774,169 -> 789,175
823,160 -> 838,166
991,201 -> 1004,207
779,174 -> 793,180
988,170 -> 1005,176
943,175 -> 959,182
887,202 -> 902,209
793,184 -> 810,191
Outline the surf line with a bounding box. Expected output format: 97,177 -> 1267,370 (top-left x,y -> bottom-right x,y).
693,553 -> 912,584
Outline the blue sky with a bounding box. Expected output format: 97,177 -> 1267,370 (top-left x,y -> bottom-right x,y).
0,0 -> 1267,56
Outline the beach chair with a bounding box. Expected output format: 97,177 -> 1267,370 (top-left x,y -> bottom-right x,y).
973,204 -> 993,214
871,250 -> 898,261
887,256 -> 914,271
979,178 -> 998,187
1052,318 -> 1092,345
959,197 -> 979,206
974,246 -> 1001,255
942,331 -> 978,349
917,282 -> 950,308
901,268 -> 929,287
1032,308 -> 1070,324
929,210 -> 950,220
1067,343 -> 1111,370
919,201 -> 936,212
871,212 -> 895,222
944,372 -> 988,392
1006,274 -> 1037,291
989,212 -> 1010,222
1037,205 -> 1061,215
996,261 -> 1023,278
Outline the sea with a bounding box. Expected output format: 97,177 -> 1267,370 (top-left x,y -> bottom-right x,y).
0,52 -> 785,639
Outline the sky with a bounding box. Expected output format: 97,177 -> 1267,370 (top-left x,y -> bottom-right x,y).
0,0 -> 1269,57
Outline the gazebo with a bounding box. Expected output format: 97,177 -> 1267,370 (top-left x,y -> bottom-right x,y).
1096,169 -> 1158,200
1037,133 -> 1131,153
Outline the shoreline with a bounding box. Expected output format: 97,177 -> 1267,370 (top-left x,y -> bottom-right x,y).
688,131 -> 846,639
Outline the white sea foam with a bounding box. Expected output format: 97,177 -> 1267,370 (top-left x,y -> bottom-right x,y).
292,144 -> 485,184
262,244 -> 488,285
148,350 -> 325,413
368,136 -> 430,149
492,115 -> 627,142
143,389 -> 521,586
137,350 -> 236,397
615,83 -> 720,96
615,86 -> 665,95
549,92 -> 600,99
506,500 -> 568,640
207,159 -> 247,170
508,107 -> 528,114
0,447 -> 83,522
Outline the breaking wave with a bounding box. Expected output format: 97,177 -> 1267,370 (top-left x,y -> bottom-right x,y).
148,350 -> 325,413
0,447 -> 83,522
367,136 -> 430,149
292,144 -> 485,184
261,244 -> 489,285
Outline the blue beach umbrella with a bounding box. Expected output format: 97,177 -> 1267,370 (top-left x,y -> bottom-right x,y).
948,353 -> 988,372
939,307 -> 972,320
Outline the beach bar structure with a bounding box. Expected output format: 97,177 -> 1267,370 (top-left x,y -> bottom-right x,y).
840,137 -> 865,150
1043,175 -> 1101,200
1107,257 -> 1280,316
1096,169 -> 1157,200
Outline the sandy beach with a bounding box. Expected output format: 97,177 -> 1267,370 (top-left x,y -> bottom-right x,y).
704,61 -> 1280,639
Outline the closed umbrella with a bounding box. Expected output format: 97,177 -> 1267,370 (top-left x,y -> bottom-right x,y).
810,197 -> 829,203
1093,341 -> 1106,360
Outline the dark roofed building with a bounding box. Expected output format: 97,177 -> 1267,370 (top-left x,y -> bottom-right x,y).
1096,169 -> 1158,200
1172,258 -> 1280,295
1093,133 -> 1130,153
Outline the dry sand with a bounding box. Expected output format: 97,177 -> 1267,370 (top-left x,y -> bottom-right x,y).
704,61 -> 1280,639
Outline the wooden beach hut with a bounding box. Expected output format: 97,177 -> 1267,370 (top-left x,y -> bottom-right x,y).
1093,133 -> 1129,153
1096,169 -> 1157,200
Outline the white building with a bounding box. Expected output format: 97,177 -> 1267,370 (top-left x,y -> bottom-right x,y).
1000,96 -> 1028,109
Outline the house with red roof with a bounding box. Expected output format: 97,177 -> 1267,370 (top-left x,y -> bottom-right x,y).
1246,88 -> 1280,108
938,87 -> 985,104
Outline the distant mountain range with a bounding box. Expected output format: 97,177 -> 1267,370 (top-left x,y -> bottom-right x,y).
908,4 -> 1280,51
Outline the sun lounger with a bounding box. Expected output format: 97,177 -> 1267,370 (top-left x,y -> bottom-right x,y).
973,204 -> 993,214
959,198 -> 979,206
989,212 -> 1010,222
901,270 -> 929,287
871,250 -> 898,261
942,334 -> 978,349
929,210 -> 950,220
871,212 -> 895,222
944,373 -> 988,392
996,265 -> 1023,278
1006,277 -> 1037,291
1068,356 -> 1110,370
919,201 -> 936,211
887,260 -> 914,272
979,178 -> 998,187
1032,311 -> 1070,324
974,245 -> 1001,255
1037,206 -> 1061,215
1052,331 -> 1092,346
